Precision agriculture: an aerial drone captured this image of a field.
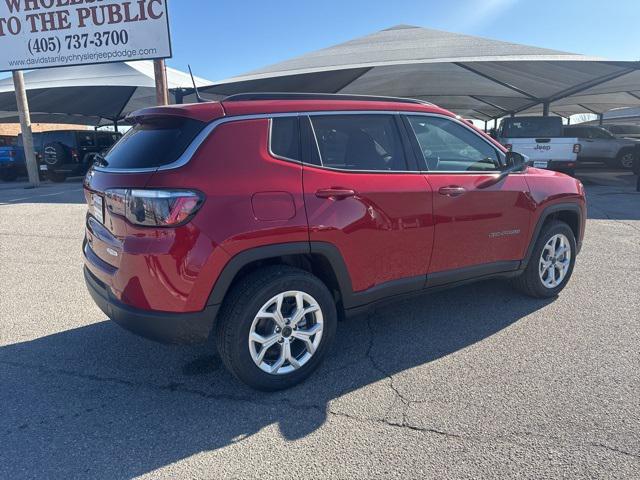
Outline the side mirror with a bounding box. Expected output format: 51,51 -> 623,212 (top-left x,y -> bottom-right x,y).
506,151 -> 530,170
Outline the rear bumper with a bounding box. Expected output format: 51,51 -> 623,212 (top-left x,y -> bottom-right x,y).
84,266 -> 219,345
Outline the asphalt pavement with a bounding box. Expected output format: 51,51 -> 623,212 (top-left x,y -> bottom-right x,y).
0,171 -> 638,479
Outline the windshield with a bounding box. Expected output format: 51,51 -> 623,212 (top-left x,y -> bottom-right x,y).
501,117 -> 563,138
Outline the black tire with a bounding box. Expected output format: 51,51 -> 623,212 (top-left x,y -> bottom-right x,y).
513,221 -> 577,298
215,265 -> 337,391
47,171 -> 67,183
615,149 -> 635,170
0,169 -> 18,182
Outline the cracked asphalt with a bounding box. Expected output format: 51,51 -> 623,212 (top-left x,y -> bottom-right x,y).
0,170 -> 639,479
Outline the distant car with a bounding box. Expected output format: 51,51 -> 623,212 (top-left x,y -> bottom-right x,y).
496,116 -> 581,175
40,130 -> 122,182
603,124 -> 640,141
563,125 -> 638,169
0,134 -> 41,182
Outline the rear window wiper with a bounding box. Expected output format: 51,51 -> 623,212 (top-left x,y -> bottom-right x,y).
93,153 -> 109,168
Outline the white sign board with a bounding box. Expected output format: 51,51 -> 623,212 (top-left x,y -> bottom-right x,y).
0,0 -> 171,72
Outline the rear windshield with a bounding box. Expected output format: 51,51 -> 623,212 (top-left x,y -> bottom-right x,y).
102,117 -> 205,170
501,117 -> 563,138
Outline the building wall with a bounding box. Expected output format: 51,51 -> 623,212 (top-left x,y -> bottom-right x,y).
0,123 -> 90,136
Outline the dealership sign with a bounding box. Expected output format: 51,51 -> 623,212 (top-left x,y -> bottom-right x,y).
0,0 -> 171,72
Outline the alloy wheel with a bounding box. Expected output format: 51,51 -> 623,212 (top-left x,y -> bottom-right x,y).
539,234 -> 572,289
621,153 -> 635,169
248,291 -> 324,375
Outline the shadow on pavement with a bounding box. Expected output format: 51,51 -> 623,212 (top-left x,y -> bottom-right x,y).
0,281 -> 553,478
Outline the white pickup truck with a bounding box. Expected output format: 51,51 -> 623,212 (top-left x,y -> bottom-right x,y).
495,117 -> 581,175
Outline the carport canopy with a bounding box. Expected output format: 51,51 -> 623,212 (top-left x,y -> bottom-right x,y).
202,25 -> 640,121
0,61 -> 211,126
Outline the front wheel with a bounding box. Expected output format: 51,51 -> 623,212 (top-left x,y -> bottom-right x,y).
215,266 -> 337,391
513,221 -> 577,298
616,150 -> 635,170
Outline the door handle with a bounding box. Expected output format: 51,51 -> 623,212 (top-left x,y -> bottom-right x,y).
438,186 -> 467,197
316,188 -> 357,200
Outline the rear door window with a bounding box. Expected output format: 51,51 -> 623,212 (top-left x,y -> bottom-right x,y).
309,114 -> 408,171
101,117 -> 205,170
270,117 -> 300,161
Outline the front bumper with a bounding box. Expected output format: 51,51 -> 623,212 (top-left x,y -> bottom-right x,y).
84,267 -> 219,345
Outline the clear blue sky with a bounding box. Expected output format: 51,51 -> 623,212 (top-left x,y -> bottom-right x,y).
168,0 -> 640,82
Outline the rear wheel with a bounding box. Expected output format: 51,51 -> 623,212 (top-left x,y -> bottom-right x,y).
215,265 -> 337,391
513,221 -> 576,298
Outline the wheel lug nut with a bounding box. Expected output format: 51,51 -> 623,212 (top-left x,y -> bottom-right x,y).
278,338 -> 284,344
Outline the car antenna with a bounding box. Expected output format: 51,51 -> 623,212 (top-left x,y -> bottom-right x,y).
188,65 -> 205,103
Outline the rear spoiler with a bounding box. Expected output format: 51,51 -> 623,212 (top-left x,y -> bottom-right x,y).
126,102 -> 226,124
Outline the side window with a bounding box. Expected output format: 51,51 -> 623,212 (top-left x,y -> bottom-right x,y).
310,114 -> 408,171
406,116 -> 501,172
270,117 -> 300,161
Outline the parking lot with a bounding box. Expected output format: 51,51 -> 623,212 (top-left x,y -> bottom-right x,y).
0,170 -> 638,479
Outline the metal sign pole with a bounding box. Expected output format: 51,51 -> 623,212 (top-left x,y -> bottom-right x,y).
154,59 -> 169,106
12,70 -> 39,188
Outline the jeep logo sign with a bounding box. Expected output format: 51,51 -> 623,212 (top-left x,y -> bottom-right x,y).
534,144 -> 552,151
0,0 -> 172,72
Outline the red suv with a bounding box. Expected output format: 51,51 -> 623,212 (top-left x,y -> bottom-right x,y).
83,94 -> 586,390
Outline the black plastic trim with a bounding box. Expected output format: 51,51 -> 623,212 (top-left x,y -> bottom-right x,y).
85,267 -> 217,345
427,261 -> 521,288
521,202 -> 584,268
207,242 -> 313,306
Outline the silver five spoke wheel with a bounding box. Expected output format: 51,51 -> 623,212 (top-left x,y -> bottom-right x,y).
539,234 -> 571,289
249,291 -> 324,375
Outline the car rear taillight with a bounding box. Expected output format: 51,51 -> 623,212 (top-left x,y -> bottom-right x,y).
505,144 -> 513,151
72,149 -> 79,161
573,144 -> 581,154
105,189 -> 204,227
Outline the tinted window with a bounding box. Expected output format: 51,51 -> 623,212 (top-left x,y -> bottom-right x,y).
102,117 -> 205,170
408,116 -> 501,172
42,132 -> 76,146
0,136 -> 15,147
564,127 -> 585,138
310,115 -> 407,171
270,117 -> 300,161
608,125 -> 640,135
590,127 -> 614,139
501,117 -> 563,138
96,132 -> 121,149
16,133 -> 42,149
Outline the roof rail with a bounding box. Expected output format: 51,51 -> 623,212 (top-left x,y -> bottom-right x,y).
222,92 -> 434,106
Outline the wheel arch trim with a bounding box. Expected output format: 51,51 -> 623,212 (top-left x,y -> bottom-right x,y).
522,202 -> 584,269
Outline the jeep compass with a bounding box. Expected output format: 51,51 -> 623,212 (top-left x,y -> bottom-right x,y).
83,93 -> 586,390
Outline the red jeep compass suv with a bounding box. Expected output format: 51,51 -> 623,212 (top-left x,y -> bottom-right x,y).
83,93 -> 586,390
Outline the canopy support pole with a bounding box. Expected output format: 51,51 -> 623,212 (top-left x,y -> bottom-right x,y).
599,114 -> 604,126
154,59 -> 169,106
542,102 -> 550,116
12,70 -> 39,188
113,120 -> 119,133
484,120 -> 488,132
